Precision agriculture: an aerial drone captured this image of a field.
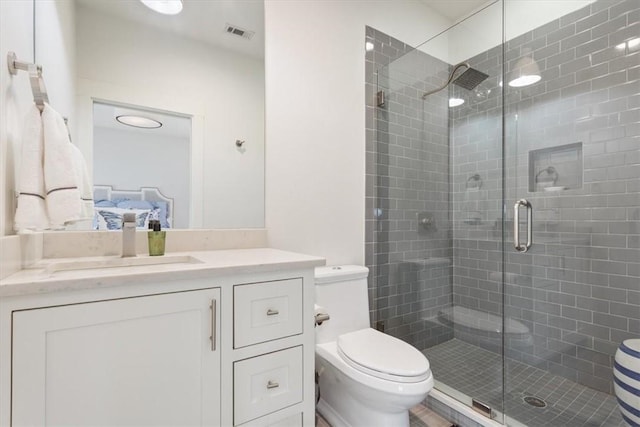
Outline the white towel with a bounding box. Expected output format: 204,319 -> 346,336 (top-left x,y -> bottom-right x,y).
68,143 -> 94,219
42,103 -> 81,228
14,105 -> 49,231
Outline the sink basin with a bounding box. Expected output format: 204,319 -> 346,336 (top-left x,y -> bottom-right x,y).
44,255 -> 203,275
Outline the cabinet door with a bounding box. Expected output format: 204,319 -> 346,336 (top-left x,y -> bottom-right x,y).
12,288 -> 221,426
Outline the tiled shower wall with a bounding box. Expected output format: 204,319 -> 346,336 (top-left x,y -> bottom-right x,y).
452,0 -> 639,394
365,28 -> 454,350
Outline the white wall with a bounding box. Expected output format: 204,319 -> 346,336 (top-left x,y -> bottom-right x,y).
0,0 -> 75,236
264,1 -> 452,265
93,127 -> 190,228
76,5 -> 265,229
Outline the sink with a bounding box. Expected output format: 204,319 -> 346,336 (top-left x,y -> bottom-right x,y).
44,255 -> 203,275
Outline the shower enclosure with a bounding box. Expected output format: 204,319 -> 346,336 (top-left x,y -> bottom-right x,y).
366,0 -> 639,425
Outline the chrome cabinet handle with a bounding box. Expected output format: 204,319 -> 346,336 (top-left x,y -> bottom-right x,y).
266,309 -> 279,316
513,199 -> 533,253
267,380 -> 279,389
210,299 -> 217,351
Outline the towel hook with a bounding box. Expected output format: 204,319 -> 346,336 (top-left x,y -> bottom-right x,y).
7,51 -> 49,112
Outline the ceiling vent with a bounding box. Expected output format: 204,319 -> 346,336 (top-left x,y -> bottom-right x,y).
224,24 -> 255,40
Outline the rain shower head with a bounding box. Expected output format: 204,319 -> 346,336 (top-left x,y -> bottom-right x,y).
452,67 -> 489,90
421,63 -> 490,99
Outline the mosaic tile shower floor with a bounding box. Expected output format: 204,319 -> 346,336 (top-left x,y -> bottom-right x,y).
423,339 -> 625,427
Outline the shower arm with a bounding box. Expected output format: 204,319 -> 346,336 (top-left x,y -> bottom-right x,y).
421,62 -> 470,100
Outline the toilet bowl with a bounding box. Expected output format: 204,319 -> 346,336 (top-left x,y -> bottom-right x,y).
315,266 -> 434,427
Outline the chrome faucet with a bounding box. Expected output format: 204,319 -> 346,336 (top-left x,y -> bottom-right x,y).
122,212 -> 137,257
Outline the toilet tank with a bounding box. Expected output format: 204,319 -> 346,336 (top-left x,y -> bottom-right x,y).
315,265 -> 370,344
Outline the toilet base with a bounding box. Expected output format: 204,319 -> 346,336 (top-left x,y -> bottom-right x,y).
317,396 -> 410,427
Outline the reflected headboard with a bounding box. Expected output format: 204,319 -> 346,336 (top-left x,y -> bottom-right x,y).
93,185 -> 174,228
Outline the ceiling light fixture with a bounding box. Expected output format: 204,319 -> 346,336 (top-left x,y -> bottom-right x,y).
508,55 -> 541,88
449,97 -> 465,107
140,0 -> 183,15
365,41 -> 375,52
116,115 -> 163,129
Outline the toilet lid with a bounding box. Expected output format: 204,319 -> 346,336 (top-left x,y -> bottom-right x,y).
337,328 -> 431,383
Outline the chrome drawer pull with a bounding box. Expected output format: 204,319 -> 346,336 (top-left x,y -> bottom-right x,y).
267,380 -> 279,389
266,309 -> 279,316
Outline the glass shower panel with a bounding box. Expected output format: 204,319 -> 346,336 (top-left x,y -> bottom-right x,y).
372,1 -> 506,420
504,1 -> 638,425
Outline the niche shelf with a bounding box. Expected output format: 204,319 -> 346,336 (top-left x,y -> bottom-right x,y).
529,142 -> 582,193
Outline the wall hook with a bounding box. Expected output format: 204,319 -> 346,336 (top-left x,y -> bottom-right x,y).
235,139 -> 245,147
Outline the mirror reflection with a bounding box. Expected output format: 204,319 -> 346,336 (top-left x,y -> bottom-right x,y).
92,102 -> 191,229
38,0 -> 265,230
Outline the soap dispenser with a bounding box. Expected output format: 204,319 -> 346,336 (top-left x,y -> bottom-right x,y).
147,220 -> 166,256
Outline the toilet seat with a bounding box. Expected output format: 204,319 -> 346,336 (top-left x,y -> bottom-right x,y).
337,328 -> 431,383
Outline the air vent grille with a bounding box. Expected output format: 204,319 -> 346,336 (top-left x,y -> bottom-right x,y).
224,24 -> 255,40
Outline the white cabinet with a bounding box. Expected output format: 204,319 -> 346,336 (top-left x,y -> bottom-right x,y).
2,263 -> 317,427
12,288 -> 221,427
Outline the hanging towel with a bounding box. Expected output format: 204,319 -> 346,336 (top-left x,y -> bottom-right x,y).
42,103 -> 81,228
68,143 -> 94,219
14,105 -> 49,231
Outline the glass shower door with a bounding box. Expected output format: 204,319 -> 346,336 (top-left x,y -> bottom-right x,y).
368,1 -> 508,422
503,1 -> 638,425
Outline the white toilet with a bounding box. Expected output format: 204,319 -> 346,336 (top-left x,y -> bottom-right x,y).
315,265 -> 434,427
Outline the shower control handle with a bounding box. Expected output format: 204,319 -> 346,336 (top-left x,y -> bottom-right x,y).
513,199 -> 533,253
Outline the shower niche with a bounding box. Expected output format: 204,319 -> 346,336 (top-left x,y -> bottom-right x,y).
528,142 -> 583,192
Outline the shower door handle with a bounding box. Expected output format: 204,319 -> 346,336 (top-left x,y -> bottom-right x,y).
513,199 -> 532,253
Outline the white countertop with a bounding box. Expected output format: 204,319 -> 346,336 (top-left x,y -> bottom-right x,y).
0,248 -> 325,298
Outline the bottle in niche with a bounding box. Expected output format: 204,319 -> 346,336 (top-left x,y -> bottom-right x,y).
147,220 -> 166,256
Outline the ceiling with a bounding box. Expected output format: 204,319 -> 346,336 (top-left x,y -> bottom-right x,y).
421,0 -> 493,22
75,1 -> 495,59
76,0 -> 265,59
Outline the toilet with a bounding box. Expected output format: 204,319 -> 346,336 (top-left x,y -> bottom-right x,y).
314,265 -> 434,427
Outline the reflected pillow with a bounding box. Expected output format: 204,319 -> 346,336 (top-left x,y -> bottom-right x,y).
94,207 -> 151,230
116,200 -> 170,229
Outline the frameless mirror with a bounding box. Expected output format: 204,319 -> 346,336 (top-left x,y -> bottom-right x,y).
36,0 -> 265,229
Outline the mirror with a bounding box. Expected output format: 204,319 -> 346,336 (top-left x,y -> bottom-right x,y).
36,0 -> 265,229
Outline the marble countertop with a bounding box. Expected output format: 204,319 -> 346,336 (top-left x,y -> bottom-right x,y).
0,248 -> 325,298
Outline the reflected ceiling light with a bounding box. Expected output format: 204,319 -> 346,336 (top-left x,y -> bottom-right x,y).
116,115 -> 163,129
449,97 -> 465,107
508,55 -> 541,88
365,41 -> 375,52
140,0 -> 183,15
616,37 -> 640,52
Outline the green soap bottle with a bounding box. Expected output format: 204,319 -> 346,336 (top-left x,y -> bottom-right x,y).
147,221 -> 166,256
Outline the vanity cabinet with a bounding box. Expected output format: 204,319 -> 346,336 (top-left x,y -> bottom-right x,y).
0,252 -> 320,427
12,288 -> 221,426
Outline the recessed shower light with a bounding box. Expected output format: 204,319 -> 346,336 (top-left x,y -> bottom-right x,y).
140,0 -> 183,15
449,98 -> 465,107
365,41 -> 375,52
116,115 -> 163,129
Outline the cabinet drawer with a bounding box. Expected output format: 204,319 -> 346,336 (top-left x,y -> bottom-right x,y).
234,278 -> 303,348
234,346 -> 303,425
